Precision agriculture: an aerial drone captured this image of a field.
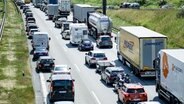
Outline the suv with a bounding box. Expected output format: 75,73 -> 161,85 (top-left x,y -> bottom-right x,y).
35,56 -> 55,73
85,51 -> 107,68
101,67 -> 124,85
33,47 -> 49,61
117,83 -> 148,103
47,74 -> 75,102
26,23 -> 38,32
96,35 -> 113,48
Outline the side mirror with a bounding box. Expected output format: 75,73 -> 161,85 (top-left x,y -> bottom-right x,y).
49,37 -> 51,40
46,79 -> 51,82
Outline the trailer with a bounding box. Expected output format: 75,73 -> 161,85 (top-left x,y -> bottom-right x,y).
88,12 -> 112,39
154,49 -> 184,104
117,26 -> 167,77
73,4 -> 95,23
47,4 -> 59,20
58,0 -> 71,17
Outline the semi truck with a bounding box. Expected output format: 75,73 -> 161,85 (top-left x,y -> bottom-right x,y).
73,4 -> 95,23
47,4 -> 59,20
69,23 -> 88,45
116,26 -> 167,77
88,12 -> 112,39
154,49 -> 184,104
58,0 -> 71,17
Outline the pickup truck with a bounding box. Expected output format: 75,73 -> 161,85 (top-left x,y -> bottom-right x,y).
54,17 -> 67,28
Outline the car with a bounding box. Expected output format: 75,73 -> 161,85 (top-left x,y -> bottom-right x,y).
35,56 -> 55,73
54,101 -> 74,104
117,83 -> 148,104
52,15 -> 66,22
51,65 -> 71,75
28,28 -> 39,39
137,101 -> 161,104
96,35 -> 113,48
25,12 -> 33,20
78,39 -> 93,51
55,17 -> 67,28
96,60 -> 115,74
24,8 -> 31,14
26,23 -> 38,32
61,29 -> 70,40
101,67 -> 124,85
26,17 -> 36,23
85,51 -> 107,68
47,74 -> 75,102
20,3 -> 26,9
129,2 -> 140,9
22,6 -> 29,13
33,47 -> 48,61
120,2 -> 131,8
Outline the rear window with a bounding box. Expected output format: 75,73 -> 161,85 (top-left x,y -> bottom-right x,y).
94,53 -> 105,58
40,59 -> 53,63
111,70 -> 124,76
127,88 -> 145,93
101,37 -> 111,41
53,80 -> 72,87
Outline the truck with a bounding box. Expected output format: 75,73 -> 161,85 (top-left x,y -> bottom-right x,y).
33,0 -> 42,8
88,12 -> 112,39
154,49 -> 184,104
69,23 -> 88,45
58,0 -> 71,17
47,4 -> 59,20
73,4 -> 95,23
32,32 -> 50,50
116,26 -> 167,77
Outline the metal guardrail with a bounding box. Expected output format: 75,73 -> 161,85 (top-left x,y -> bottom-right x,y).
0,0 -> 7,41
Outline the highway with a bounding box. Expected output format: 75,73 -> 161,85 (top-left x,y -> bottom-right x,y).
25,4 -> 166,104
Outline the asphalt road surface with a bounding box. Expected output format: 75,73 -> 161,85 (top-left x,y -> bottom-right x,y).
23,4 -> 167,104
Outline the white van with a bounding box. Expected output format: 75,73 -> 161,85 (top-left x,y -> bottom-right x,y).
32,32 -> 50,50
69,23 -> 88,45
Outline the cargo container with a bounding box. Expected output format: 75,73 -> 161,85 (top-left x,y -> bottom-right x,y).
117,26 -> 167,77
58,0 -> 70,17
154,49 -> 184,104
73,4 -> 95,23
33,0 -> 42,8
47,4 -> 59,20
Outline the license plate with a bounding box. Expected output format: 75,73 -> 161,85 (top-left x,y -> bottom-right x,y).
59,91 -> 66,93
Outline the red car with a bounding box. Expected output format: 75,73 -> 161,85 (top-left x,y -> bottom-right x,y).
117,83 -> 147,104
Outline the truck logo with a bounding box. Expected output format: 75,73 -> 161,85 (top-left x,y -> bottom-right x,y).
162,52 -> 169,79
123,40 -> 134,50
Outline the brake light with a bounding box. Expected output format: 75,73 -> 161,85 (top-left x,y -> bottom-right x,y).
124,93 -> 130,98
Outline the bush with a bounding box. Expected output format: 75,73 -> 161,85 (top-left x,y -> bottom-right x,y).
177,8 -> 184,18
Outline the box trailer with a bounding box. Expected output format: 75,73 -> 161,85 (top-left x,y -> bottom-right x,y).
154,49 -> 184,104
33,0 -> 42,8
117,26 -> 167,77
73,4 -> 95,23
58,0 -> 71,17
47,4 -> 59,20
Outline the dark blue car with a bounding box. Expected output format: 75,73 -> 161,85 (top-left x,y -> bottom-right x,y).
78,39 -> 93,51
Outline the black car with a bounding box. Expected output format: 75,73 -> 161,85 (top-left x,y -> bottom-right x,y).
25,12 -> 33,20
78,39 -> 93,51
35,56 -> 55,73
33,47 -> 48,61
23,7 -> 30,13
47,74 -> 75,102
26,23 -> 38,32
101,67 -> 124,85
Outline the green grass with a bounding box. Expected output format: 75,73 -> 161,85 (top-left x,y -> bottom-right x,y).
0,0 -> 34,103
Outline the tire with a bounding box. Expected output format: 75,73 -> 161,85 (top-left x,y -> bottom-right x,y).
85,58 -> 87,65
36,68 -> 39,73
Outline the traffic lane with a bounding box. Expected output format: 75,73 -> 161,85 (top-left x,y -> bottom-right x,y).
30,6 -> 165,103
31,6 -> 118,104
31,6 -> 99,104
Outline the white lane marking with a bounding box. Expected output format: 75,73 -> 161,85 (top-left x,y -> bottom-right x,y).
63,46 -> 67,52
74,64 -> 80,72
91,91 -> 101,104
40,73 -> 48,104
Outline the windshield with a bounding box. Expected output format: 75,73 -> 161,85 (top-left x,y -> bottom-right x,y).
40,59 -> 53,63
53,80 -> 72,87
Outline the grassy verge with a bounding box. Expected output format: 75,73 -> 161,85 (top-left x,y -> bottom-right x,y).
0,0 -> 34,104
107,9 -> 184,48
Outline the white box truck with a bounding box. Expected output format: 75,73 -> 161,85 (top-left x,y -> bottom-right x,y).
117,26 -> 167,77
73,4 -> 95,23
32,32 -> 50,50
69,23 -> 88,45
58,0 -> 71,17
154,49 -> 184,104
47,4 -> 59,20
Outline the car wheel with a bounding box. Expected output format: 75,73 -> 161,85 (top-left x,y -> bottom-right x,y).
85,58 -> 87,65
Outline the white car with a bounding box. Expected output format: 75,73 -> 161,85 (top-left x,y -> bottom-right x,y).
51,65 -> 71,74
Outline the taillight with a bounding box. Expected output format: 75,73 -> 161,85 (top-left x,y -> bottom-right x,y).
124,93 -> 130,98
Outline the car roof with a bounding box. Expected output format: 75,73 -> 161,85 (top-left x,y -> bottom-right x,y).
51,74 -> 72,81
124,83 -> 143,89
106,67 -> 124,72
39,56 -> 53,59
90,50 -> 105,54
28,23 -> 37,26
138,101 -> 161,104
54,101 -> 74,104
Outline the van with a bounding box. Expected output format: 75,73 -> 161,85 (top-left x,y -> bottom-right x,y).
32,32 -> 50,50
47,74 -> 75,102
69,23 -> 88,45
